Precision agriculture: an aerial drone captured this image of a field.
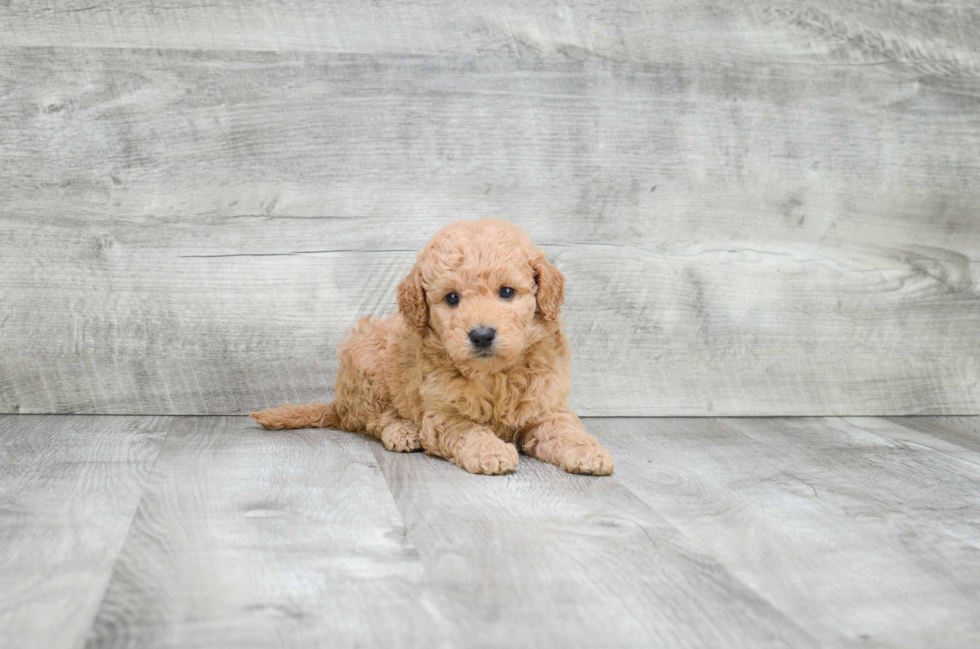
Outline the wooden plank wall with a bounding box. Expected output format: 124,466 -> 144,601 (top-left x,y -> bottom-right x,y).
0,1 -> 978,416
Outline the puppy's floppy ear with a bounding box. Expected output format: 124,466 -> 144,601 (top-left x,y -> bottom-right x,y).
397,263 -> 428,331
533,255 -> 565,322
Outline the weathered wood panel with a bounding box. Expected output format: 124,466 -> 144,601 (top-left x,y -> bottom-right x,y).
0,1 -> 979,415
0,415 -> 170,649
1,212 -> 977,415
85,417 -> 445,649
2,0 -> 979,68
597,416 -> 980,647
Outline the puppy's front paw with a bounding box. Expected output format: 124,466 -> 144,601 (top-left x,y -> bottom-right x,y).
454,435 -> 519,475
560,443 -> 615,475
381,421 -> 422,452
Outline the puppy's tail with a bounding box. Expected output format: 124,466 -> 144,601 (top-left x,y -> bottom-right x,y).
249,402 -> 339,430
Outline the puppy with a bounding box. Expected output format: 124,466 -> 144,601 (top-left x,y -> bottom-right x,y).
251,219 -> 614,475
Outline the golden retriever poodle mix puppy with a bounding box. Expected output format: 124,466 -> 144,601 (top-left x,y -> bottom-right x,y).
251,219 -> 614,475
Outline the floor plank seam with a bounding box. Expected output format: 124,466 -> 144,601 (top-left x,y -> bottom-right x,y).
76,415 -> 176,645
835,417 -> 980,554
846,417 -> 980,468
603,449 -> 833,648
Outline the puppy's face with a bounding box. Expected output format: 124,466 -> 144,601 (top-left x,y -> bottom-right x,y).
428,253 -> 538,370
398,220 -> 564,372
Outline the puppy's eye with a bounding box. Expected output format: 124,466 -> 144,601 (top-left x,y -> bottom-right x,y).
499,286 -> 515,299
445,292 -> 460,306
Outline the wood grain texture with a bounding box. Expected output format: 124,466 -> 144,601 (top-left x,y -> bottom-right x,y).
371,442 -> 817,648
1,1 -> 979,416
1,0 -> 979,68
885,416 -> 980,453
3,414 -> 980,647
0,415 -> 170,649
595,417 -> 980,648
85,417 -> 446,649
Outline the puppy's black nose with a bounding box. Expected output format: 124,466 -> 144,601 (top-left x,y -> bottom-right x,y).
468,327 -> 496,349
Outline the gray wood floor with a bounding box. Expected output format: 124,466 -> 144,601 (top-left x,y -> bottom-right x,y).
1,415 -> 978,648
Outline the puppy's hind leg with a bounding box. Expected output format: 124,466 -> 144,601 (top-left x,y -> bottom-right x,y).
250,402 -> 338,430
367,412 -> 421,453
380,421 -> 422,452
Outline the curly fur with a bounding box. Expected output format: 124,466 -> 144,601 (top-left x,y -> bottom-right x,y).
251,219 -> 614,475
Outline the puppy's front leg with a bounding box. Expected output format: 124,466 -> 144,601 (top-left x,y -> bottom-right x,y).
421,414 -> 519,475
520,412 -> 614,475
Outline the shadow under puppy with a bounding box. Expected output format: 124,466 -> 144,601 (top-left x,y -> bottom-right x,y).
251,219 -> 614,475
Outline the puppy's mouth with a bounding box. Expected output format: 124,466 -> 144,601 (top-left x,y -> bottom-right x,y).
472,348 -> 496,359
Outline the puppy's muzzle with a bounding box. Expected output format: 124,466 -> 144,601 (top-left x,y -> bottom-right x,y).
468,327 -> 496,352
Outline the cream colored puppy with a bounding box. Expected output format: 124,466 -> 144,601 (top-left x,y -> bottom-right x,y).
251,219 -> 614,476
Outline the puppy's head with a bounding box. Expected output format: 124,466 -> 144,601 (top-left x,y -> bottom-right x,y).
397,219 -> 564,371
